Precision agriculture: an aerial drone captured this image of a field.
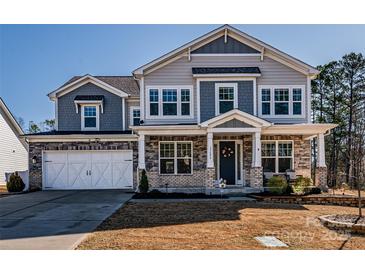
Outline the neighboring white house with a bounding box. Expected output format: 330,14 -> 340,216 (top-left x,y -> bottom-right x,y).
0,98 -> 28,184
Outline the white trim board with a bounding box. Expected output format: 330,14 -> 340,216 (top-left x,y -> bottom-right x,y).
48,75 -> 129,100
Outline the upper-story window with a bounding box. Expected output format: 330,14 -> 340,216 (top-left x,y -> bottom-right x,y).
149,89 -> 159,116
258,85 -> 304,118
162,89 -> 177,115
81,105 -> 99,131
215,83 -> 238,115
146,86 -> 193,119
274,88 -> 289,115
130,106 -> 140,126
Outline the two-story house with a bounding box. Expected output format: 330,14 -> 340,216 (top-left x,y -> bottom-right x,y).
25,25 -> 336,193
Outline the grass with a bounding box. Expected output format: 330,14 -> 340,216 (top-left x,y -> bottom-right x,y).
77,201 -> 365,250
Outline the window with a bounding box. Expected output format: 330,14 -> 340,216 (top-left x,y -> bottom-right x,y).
162,89 -> 177,115
261,88 -> 271,115
146,86 -> 193,118
274,88 -> 289,115
259,86 -> 305,117
261,141 -> 293,173
149,89 -> 159,116
181,89 -> 191,116
292,88 -> 302,115
215,83 -> 238,115
159,141 -> 192,175
130,107 -> 140,126
81,105 -> 99,131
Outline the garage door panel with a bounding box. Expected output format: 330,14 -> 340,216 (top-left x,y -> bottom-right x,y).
43,150 -> 133,190
68,162 -> 91,189
112,161 -> 133,188
92,162 -> 113,188
44,152 -> 68,189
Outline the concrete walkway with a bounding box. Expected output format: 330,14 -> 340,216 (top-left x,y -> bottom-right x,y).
0,190 -> 132,250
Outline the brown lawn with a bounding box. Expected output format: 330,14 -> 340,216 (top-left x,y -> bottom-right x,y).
77,201 -> 365,250
0,185 -> 8,194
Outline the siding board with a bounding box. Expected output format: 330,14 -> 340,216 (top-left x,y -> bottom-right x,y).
144,55 -> 308,124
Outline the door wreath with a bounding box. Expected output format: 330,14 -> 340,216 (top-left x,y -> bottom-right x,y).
221,146 -> 234,158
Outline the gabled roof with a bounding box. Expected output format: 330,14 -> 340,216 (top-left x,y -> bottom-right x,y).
0,98 -> 28,149
133,24 -> 319,77
200,109 -> 272,128
48,74 -> 139,100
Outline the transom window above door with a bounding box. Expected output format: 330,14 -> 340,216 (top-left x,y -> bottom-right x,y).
215,83 -> 238,115
258,85 -> 305,118
146,86 -> 193,119
81,105 -> 99,131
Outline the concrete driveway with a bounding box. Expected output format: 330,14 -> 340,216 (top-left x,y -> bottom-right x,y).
0,190 -> 133,250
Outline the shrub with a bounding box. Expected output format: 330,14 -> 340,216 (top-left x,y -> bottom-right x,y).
138,169 -> 149,193
309,187 -> 322,194
292,177 -> 313,195
6,172 -> 25,192
266,176 -> 288,195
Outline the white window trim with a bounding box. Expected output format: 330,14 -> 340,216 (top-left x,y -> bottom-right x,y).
145,86 -> 194,119
258,85 -> 305,118
129,106 -> 140,127
261,140 -> 294,174
81,104 -> 100,131
215,82 -> 238,116
158,141 -> 193,175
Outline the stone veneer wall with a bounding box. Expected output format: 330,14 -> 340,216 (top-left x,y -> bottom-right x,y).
28,141 -> 138,191
261,135 -> 311,178
145,135 -> 210,190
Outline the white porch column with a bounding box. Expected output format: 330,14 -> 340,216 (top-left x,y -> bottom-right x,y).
207,132 -> 214,168
138,133 -> 146,169
317,133 -> 326,167
252,131 -> 262,167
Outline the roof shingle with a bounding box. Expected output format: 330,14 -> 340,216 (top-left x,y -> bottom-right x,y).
61,76 -> 140,97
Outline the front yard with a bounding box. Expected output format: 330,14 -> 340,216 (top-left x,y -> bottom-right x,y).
77,201 -> 365,250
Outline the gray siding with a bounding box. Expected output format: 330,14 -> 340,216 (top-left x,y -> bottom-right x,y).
191,36 -> 259,54
57,83 -> 124,131
200,80 -> 253,122
216,119 -> 253,128
144,55 -> 308,124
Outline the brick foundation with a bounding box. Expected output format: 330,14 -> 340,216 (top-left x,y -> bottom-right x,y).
250,167 -> 263,188
315,166 -> 328,191
28,141 -> 138,191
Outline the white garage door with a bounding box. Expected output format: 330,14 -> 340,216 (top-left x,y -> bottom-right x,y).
43,150 -> 133,190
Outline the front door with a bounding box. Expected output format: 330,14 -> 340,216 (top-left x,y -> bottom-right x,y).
219,141 -> 236,185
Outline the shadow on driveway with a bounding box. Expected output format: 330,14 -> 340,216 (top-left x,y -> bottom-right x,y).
0,190 -> 132,249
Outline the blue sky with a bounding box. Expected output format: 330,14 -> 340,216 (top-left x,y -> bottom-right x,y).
1,24 -> 365,128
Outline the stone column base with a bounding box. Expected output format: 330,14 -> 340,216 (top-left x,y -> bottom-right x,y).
315,166 -> 328,191
250,167 -> 263,189
205,167 -> 216,188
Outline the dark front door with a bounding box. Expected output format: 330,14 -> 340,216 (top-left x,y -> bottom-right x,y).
219,141 -> 236,185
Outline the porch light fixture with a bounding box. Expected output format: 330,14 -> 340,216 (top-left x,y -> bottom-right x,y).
32,156 -> 37,164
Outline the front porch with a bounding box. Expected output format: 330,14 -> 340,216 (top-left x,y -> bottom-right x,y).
133,110 -> 336,193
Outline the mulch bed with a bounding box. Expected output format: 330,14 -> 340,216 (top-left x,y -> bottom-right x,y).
133,192 -> 228,199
